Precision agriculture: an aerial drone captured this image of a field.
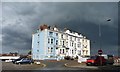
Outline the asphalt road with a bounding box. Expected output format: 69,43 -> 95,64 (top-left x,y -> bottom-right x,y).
37,60 -> 83,70
2,61 -> 44,70
2,60 -> 89,70
1,60 -> 120,72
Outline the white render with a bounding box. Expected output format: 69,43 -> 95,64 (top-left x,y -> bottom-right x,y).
32,25 -> 90,60
57,29 -> 90,58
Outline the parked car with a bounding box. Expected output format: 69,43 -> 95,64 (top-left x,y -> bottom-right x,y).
12,58 -> 22,64
86,56 -> 106,66
15,58 -> 34,64
102,55 -> 114,65
78,56 -> 90,63
5,59 -> 13,62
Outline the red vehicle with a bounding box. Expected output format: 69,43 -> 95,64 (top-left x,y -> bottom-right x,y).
86,55 -> 106,66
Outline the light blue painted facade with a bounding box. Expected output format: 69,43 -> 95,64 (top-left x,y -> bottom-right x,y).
32,30 -> 45,60
46,30 -> 58,59
32,29 -> 59,60
32,25 -> 90,60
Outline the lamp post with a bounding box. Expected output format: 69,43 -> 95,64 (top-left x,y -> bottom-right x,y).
98,18 -> 111,49
98,18 -> 111,66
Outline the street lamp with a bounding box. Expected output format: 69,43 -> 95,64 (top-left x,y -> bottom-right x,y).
98,18 -> 111,66
98,18 -> 111,50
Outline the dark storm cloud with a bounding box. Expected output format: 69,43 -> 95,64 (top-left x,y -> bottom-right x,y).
2,2 -> 118,55
2,22 -> 32,53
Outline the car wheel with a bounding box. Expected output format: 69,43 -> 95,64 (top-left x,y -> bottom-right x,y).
86,64 -> 90,66
14,62 -> 16,64
18,63 -> 21,65
29,62 -> 33,65
109,63 -> 113,65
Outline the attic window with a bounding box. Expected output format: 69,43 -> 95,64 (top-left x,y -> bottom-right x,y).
49,32 -> 53,35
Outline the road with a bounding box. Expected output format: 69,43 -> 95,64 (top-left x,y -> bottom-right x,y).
1,60 -> 120,72
2,61 -> 44,70
37,60 -> 83,70
2,60 -> 84,70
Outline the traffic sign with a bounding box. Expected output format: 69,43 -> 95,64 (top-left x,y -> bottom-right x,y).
98,50 -> 103,55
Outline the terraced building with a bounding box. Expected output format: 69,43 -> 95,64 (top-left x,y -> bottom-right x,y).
32,24 -> 90,60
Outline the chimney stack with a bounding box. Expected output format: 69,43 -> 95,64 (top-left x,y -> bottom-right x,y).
40,24 -> 48,31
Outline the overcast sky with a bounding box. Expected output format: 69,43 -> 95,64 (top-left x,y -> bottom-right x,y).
1,2 -> 119,56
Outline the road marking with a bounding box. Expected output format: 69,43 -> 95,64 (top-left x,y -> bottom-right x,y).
64,63 -> 68,67
41,63 -> 46,68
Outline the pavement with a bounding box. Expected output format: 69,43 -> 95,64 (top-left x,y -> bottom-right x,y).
64,60 -> 120,70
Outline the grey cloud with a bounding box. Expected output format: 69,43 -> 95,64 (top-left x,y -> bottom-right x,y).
2,25 -> 32,48
2,2 -> 118,55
